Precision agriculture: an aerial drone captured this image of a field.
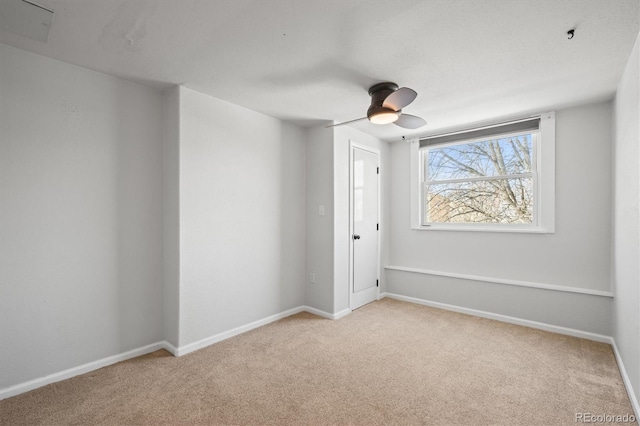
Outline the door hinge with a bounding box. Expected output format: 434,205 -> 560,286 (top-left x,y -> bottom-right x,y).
376,279 -> 379,287
377,167 -> 379,174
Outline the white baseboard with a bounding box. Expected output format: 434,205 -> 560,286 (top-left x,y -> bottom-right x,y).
160,340 -> 179,356
174,306 -> 305,356
379,292 -> 611,343
1,304 -> 354,400
610,339 -> 640,419
4,298 -> 637,416
176,306 -> 352,356
303,306 -> 351,320
0,341 -> 167,401
379,292 -> 640,416
302,306 -> 334,319
332,308 -> 352,319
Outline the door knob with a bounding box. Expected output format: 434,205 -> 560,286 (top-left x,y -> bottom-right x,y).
353,234 -> 361,240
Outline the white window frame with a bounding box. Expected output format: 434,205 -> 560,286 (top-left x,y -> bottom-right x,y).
410,112 -> 555,233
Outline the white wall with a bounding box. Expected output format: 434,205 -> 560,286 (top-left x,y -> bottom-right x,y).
613,33 -> 640,403
0,43 -> 164,389
305,126 -> 335,313
177,86 -> 306,346
387,101 -> 614,335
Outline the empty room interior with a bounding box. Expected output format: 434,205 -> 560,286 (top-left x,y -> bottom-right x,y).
1,0 -> 640,424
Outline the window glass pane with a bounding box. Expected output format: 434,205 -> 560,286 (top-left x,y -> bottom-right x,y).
427,134 -> 533,181
425,178 -> 533,224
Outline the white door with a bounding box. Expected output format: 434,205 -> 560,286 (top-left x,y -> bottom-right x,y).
350,145 -> 379,310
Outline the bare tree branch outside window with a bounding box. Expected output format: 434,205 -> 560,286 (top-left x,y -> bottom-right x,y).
424,134 -> 534,224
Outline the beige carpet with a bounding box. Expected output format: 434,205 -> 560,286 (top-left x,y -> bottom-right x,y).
0,298 -> 636,425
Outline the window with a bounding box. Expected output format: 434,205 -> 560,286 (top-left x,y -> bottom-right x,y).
410,113 -> 555,233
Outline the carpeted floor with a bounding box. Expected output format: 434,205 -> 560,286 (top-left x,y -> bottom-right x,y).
0,298 -> 636,425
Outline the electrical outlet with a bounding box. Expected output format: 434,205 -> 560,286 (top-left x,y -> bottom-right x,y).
309,272 -> 316,283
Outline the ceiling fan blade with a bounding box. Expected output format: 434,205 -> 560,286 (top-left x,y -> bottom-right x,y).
394,114 -> 427,129
325,117 -> 368,128
383,87 -> 417,111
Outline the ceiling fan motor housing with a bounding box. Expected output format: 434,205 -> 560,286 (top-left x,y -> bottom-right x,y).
367,82 -> 400,118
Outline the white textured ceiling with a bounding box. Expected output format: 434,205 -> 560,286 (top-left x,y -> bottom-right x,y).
1,0 -> 638,141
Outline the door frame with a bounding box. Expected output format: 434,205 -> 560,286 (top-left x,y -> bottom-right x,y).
348,140 -> 381,310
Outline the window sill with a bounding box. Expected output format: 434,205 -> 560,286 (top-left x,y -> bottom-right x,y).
411,225 -> 553,234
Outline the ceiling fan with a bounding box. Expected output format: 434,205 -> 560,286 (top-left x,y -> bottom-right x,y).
328,82 -> 427,129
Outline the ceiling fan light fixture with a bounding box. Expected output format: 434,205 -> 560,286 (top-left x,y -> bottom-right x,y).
368,109 -> 400,125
